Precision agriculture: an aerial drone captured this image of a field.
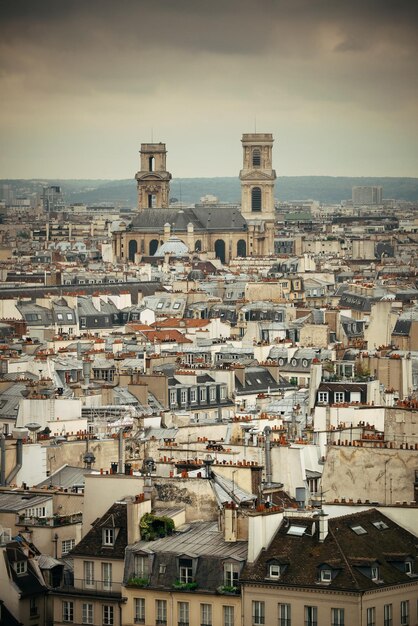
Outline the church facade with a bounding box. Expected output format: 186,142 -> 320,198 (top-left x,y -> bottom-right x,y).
112,133 -> 276,264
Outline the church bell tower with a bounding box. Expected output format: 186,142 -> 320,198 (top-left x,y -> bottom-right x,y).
239,133 -> 276,221
135,142 -> 172,210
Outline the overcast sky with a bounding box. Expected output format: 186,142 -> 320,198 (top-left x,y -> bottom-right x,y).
1,0 -> 417,179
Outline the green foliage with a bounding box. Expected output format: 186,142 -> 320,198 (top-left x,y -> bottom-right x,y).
139,512 -> 175,541
17,230 -> 30,239
173,580 -> 198,591
218,584 -> 239,594
127,576 -> 149,587
355,362 -> 371,379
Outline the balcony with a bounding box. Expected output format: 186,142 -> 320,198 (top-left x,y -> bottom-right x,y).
17,513 -> 82,527
56,578 -> 122,598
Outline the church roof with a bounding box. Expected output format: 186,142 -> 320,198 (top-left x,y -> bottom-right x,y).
130,206 -> 248,232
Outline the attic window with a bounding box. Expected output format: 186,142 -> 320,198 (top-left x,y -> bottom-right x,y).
405,561 -> 413,575
351,525 -> 367,535
371,566 -> 379,581
268,563 -> 281,578
157,302 -> 164,309
103,528 -> 115,546
287,525 -> 306,537
173,302 -> 181,310
372,520 -> 389,530
320,569 -> 332,582
15,560 -> 27,575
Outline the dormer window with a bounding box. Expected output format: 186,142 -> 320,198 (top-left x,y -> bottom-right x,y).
179,557 -> 193,583
371,566 -> 379,581
268,563 -> 281,578
405,561 -> 413,575
15,560 -> 27,575
103,528 -> 115,546
321,569 -> 332,583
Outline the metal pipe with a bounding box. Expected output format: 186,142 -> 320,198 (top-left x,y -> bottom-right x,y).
118,429 -> 124,474
264,425 -> 272,486
0,436 -> 6,486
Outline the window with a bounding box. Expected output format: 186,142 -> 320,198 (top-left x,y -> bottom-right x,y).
223,606 -> 234,626
200,387 -> 206,402
84,561 -> 94,587
269,563 -> 281,578
180,389 -> 188,405
200,603 -> 212,626
318,391 -> 329,403
252,187 -> 262,212
190,388 -> 197,403
179,558 -> 193,583
62,539 -> 75,555
304,606 -> 318,626
334,391 -> 345,404
67,313 -> 73,320
63,601 -> 74,623
384,604 -> 392,626
134,598 -> 145,624
82,603 -> 93,625
366,607 -> 375,626
252,148 -> 261,167
401,601 -> 409,626
278,603 -> 291,626
102,562 -> 112,590
173,302 -> 181,310
321,569 -> 332,582
331,608 -> 344,626
371,565 -> 379,581
372,520 -> 389,530
103,605 -> 114,626
252,601 -> 265,625
350,525 -> 367,535
220,386 -> 226,400
103,527 -> 115,546
224,561 -> 239,587
178,601 -> 189,626
405,560 -> 413,575
15,560 -> 27,575
135,555 -> 149,578
209,387 -> 216,401
57,313 -> 64,320
29,597 -> 38,617
156,599 -> 167,625
170,389 -> 177,406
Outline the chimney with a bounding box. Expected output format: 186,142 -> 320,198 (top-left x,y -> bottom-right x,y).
318,510 -> 328,542
223,502 -> 238,542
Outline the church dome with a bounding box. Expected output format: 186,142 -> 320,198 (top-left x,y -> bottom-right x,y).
154,235 -> 189,257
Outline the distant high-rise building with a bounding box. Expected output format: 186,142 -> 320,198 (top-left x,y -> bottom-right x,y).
42,185 -> 64,212
352,185 -> 383,205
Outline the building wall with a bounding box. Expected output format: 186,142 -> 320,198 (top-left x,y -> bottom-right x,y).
242,582 -> 417,626
122,587 -> 241,626
321,446 -> 418,504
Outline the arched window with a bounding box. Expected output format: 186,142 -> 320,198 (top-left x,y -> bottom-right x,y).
252,187 -> 262,212
237,239 -> 246,257
214,239 -> 226,263
128,240 -> 138,262
195,240 -> 202,252
252,148 -> 261,167
149,156 -> 154,172
149,239 -> 159,255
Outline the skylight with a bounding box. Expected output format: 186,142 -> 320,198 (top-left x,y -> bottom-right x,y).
287,525 -> 307,537
372,520 -> 389,530
351,525 -> 367,535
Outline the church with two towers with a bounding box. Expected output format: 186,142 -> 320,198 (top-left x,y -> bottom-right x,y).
112,133 -> 276,264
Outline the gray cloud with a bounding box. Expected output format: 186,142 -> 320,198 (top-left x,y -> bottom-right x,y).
0,0 -> 417,178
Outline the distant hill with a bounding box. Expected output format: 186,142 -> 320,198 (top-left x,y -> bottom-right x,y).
3,176 -> 418,206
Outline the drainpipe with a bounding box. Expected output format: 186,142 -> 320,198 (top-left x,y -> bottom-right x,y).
264,426 -> 272,486
118,429 -> 125,474
5,439 -> 23,485
0,436 -> 6,486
